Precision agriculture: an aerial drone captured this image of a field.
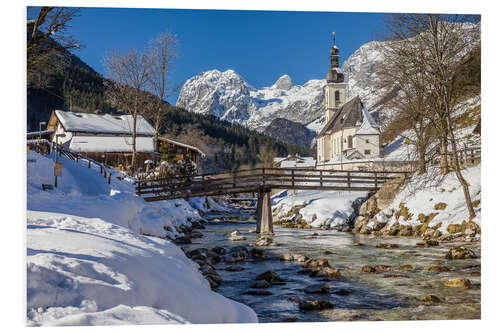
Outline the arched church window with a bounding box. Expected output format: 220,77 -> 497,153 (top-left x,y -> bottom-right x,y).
335,91 -> 340,101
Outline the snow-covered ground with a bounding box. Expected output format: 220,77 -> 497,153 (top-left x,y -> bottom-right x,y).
369,164 -> 481,235
272,189 -> 367,228
27,150 -> 202,239
27,150 -> 257,326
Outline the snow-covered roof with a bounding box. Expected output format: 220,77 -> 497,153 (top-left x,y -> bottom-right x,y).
69,136 -> 154,153
55,110 -> 155,136
163,138 -> 205,157
278,156 -> 316,168
355,106 -> 381,135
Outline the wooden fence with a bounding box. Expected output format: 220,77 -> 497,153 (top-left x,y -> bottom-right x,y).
52,143 -> 114,185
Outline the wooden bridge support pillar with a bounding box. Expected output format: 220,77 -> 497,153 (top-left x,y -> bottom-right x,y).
256,189 -> 273,234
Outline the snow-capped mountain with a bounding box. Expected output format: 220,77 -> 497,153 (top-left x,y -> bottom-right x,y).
177,70 -> 325,132
342,41 -> 386,111
176,41 -> 389,134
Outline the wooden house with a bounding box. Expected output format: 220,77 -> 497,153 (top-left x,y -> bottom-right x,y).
45,110 -> 155,170
156,137 -> 206,169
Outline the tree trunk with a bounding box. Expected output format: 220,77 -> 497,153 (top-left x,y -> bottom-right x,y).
446,112 -> 476,220
131,95 -> 138,175
439,134 -> 449,174
154,107 -> 161,150
418,143 -> 426,174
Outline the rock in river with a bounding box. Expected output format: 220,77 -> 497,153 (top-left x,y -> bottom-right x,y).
228,230 -> 247,241
173,236 -> 192,244
224,246 -> 248,263
311,267 -> 342,278
333,289 -> 352,296
303,258 -> 330,268
424,265 -> 450,272
225,266 -> 245,272
250,247 -> 267,260
376,243 -> 399,249
445,246 -> 477,260
256,270 -> 284,284
444,278 -> 471,288
361,265 -> 376,273
304,283 -> 330,294
298,298 -> 334,311
422,295 -> 441,303
251,280 -> 270,289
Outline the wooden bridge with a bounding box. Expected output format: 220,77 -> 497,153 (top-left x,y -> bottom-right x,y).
136,168 -> 408,234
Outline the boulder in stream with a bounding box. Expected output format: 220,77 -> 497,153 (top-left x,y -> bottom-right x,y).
250,248 -> 267,260
256,270 -> 284,284
445,246 -> 477,260
444,278 -> 471,288
298,298 -> 334,311
304,283 -> 330,294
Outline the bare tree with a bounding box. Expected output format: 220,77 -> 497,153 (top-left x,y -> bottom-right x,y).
27,7 -> 81,88
379,13 -> 480,220
147,30 -> 179,144
104,48 -> 151,174
376,36 -> 437,174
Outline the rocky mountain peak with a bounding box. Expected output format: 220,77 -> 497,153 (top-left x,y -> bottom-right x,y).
272,74 -> 294,90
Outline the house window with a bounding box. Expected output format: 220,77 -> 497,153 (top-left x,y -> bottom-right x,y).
335,91 -> 340,101
364,149 -> 371,155
347,136 -> 353,148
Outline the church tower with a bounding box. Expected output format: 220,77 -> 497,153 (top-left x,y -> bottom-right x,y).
325,32 -> 347,122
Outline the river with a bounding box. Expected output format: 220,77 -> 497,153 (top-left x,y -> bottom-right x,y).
183,205 -> 481,323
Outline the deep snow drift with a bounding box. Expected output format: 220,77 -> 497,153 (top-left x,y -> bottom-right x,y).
27,150 -> 257,325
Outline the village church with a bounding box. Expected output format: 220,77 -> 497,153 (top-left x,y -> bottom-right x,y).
316,33 -> 382,169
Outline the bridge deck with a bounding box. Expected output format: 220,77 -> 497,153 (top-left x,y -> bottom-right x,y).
136,167 -> 407,202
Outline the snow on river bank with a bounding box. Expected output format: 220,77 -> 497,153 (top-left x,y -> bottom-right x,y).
27,151 -> 257,325
271,189 -> 367,228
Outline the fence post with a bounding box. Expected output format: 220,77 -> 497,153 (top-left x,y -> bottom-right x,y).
320,170 -> 323,187
374,172 -> 378,188
291,169 -> 294,187
347,171 -> 351,188
88,159 -> 91,168
262,168 -> 266,186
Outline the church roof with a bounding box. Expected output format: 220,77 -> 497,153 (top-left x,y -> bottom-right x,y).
318,96 -> 365,136
356,106 -> 381,135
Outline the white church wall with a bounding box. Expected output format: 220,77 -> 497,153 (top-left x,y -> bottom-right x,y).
355,134 -> 380,158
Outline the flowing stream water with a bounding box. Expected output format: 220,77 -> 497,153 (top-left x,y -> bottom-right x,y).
183,206 -> 481,323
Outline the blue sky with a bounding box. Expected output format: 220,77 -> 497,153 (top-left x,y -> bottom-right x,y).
37,7 -> 388,104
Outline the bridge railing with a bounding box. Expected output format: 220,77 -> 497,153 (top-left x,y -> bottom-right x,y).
136,168 -> 409,200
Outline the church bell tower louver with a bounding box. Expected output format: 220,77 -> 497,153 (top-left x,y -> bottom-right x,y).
325,32 -> 347,122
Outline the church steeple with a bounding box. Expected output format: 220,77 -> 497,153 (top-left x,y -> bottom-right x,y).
326,32 -> 344,83
330,32 -> 339,69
